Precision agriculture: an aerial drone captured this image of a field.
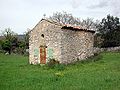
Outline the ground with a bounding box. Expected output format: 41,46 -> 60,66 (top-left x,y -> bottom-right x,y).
0,52 -> 120,90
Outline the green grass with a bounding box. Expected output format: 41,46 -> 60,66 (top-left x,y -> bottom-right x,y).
0,52 -> 120,90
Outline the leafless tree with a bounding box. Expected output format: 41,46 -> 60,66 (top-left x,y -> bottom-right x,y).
1,28 -> 17,41
49,11 -> 81,25
80,18 -> 100,30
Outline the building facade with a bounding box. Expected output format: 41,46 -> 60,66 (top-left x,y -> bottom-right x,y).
29,19 -> 95,64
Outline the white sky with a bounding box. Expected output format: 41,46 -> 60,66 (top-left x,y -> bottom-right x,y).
0,0 -> 120,34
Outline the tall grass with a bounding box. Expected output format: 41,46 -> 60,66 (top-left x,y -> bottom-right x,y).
0,52 -> 120,90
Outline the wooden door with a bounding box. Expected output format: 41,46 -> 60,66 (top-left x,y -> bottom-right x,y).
40,47 -> 46,64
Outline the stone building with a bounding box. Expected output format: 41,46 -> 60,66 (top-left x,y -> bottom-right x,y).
29,19 -> 95,64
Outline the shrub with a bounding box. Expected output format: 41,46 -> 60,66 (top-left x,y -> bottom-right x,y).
46,58 -> 65,71
47,58 -> 59,68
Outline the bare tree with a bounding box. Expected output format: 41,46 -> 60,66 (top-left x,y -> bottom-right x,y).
1,28 -> 17,41
49,11 -> 81,25
80,18 -> 100,30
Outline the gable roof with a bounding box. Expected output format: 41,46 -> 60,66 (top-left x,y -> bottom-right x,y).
30,18 -> 95,33
62,25 -> 95,33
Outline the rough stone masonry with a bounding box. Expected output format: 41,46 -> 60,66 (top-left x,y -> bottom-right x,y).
29,19 -> 95,64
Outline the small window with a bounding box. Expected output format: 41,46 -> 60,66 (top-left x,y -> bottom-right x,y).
41,34 -> 44,38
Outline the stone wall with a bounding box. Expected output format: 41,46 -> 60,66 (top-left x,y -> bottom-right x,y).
29,20 -> 49,64
29,20 -> 63,64
60,30 -> 94,64
45,24 -> 63,63
93,46 -> 120,54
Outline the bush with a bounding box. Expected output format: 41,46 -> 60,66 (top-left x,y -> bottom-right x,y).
46,58 -> 59,68
46,58 -> 65,71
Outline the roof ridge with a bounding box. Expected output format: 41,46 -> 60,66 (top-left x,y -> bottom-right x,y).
41,18 -> 63,26
30,18 -> 95,34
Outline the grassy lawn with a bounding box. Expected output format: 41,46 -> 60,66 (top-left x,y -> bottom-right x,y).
0,52 -> 120,90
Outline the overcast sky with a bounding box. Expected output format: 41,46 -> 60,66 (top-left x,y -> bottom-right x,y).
0,0 -> 120,34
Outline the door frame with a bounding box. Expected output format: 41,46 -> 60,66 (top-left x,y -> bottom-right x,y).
40,46 -> 46,64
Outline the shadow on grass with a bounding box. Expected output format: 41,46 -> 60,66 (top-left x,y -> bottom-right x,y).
41,53 -> 103,71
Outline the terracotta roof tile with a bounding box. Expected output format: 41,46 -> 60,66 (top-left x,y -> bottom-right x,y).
31,19 -> 95,33
62,24 -> 95,33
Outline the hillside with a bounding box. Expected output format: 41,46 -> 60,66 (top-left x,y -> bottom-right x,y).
0,35 -> 25,40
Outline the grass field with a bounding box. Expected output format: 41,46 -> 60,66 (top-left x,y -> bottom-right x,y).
0,52 -> 120,90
